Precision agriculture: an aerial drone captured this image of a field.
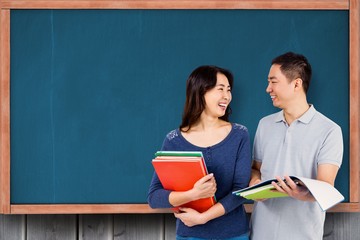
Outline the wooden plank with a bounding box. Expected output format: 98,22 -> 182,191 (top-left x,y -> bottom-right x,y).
114,214 -> 163,239
324,213 -> 360,240
0,0 -> 349,10
27,215 -> 77,240
244,203 -> 360,213
1,213 -> 360,240
10,202 -> 359,214
0,214 -> 25,240
0,8 -> 10,214
349,0 -> 360,204
164,213 -> 177,240
79,214 -> 112,240
324,213 -> 335,240
11,204 -> 171,214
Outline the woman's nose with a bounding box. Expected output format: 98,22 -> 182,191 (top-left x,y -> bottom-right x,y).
224,92 -> 231,101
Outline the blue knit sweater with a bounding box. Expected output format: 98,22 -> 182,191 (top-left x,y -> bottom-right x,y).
147,123 -> 251,239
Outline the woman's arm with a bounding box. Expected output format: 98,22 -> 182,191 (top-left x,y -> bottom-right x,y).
174,202 -> 225,227
169,173 -> 216,207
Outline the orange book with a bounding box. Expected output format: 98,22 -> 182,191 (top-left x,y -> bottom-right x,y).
152,151 -> 216,213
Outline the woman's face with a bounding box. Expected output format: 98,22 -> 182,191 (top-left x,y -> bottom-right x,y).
202,73 -> 232,118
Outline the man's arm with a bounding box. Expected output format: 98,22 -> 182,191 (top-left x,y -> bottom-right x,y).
249,161 -> 262,187
317,163 -> 339,186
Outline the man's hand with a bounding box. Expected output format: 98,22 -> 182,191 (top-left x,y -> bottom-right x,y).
272,175 -> 315,202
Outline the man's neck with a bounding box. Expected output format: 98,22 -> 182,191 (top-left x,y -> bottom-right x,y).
283,101 -> 310,125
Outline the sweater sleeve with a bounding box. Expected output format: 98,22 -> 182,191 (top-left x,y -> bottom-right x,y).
147,171 -> 173,209
218,127 -> 252,214
147,134 -> 174,209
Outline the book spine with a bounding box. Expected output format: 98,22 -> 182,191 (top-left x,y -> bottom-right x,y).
155,151 -> 203,157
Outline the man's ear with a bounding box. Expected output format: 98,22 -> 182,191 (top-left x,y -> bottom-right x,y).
294,78 -> 303,90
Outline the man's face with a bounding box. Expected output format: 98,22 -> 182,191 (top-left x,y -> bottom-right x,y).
266,64 -> 296,109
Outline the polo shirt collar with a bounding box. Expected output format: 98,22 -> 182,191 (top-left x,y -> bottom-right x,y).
274,104 -> 316,124
298,104 -> 316,124
274,111 -> 285,123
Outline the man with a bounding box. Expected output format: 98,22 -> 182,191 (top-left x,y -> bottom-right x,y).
250,52 -> 343,240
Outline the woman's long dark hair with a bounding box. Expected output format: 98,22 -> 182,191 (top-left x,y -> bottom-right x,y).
180,65 -> 233,132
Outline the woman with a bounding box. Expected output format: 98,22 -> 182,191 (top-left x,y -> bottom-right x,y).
148,65 -> 251,240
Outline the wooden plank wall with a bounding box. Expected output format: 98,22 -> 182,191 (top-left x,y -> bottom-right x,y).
1,213 -> 360,240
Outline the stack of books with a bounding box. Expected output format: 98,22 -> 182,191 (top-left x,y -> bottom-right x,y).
152,151 -> 216,212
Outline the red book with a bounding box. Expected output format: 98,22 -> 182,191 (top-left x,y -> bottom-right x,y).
152,151 -> 216,213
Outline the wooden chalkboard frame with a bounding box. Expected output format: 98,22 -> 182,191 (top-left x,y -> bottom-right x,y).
0,0 -> 359,214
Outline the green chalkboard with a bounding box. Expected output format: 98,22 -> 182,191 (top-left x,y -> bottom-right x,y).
10,9 -> 349,204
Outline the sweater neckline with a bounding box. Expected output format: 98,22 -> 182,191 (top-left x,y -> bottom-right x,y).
176,123 -> 234,150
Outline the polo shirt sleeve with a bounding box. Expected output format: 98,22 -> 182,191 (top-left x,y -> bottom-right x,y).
317,125 -> 343,167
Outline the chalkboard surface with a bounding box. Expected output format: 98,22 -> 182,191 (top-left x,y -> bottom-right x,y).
10,10 -> 349,204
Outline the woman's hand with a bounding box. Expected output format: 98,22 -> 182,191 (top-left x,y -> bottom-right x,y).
174,207 -> 206,227
191,173 -> 217,200
168,173 -> 216,208
174,202 -> 226,227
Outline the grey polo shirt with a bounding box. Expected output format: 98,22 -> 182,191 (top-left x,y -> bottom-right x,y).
250,105 -> 343,240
